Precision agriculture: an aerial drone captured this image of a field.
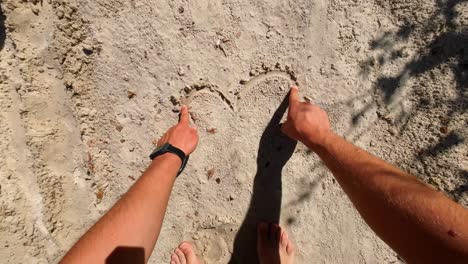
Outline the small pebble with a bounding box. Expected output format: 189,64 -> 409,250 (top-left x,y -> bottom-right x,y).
170,95 -> 179,105
207,169 -> 215,179
82,45 -> 94,56
127,91 -> 136,99
56,10 -> 64,19
96,190 -> 104,201
207,128 -> 217,134
440,126 -> 448,134
177,67 -> 185,76
239,79 -> 248,85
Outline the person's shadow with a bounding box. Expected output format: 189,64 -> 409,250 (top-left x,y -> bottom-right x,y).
229,93 -> 297,263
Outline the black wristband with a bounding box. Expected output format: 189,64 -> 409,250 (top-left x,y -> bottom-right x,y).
149,143 -> 189,176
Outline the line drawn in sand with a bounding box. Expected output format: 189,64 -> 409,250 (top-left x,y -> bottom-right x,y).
174,63 -> 299,113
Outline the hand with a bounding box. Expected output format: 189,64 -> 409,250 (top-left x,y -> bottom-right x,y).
156,105 -> 199,155
281,86 -> 331,149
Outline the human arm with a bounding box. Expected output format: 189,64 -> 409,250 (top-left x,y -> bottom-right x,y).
281,86 -> 468,263
60,105 -> 198,264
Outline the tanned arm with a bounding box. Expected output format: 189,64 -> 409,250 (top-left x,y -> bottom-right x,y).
281,86 -> 468,264
61,105 -> 198,263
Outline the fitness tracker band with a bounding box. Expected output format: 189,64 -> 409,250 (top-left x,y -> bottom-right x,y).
149,143 -> 188,176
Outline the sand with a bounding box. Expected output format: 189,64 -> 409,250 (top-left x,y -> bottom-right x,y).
0,0 -> 466,263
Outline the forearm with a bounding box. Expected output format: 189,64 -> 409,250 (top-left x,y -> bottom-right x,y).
61,154 -> 180,264
309,132 -> 468,263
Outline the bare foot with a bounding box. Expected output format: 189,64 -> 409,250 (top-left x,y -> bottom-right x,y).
257,223 -> 295,264
170,242 -> 200,264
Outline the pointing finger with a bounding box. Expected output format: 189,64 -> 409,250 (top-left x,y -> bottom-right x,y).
179,105 -> 189,124
289,86 -> 299,110
280,121 -> 290,136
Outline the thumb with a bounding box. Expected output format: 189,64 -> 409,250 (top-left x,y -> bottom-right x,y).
280,121 -> 291,136
281,121 -> 299,142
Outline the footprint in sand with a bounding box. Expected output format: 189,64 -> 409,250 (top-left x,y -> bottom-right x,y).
191,223 -> 237,263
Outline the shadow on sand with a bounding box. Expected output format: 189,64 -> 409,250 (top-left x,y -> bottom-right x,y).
229,93 -> 297,263
0,2 -> 6,51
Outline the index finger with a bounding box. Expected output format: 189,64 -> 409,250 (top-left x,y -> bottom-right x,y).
179,105 -> 190,124
289,86 -> 300,110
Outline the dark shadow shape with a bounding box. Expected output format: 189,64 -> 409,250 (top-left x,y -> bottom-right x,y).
396,23 -> 414,40
418,131 -> 464,158
285,173 -> 325,208
376,76 -> 400,104
448,170 -> 468,202
369,24 -> 413,52
436,0 -> 468,28
229,94 -> 297,263
355,1 -> 468,119
370,18 -> 468,201
371,30 -> 468,122
369,31 -> 395,51
106,246 -> 145,264
0,2 -> 6,50
351,102 -> 375,126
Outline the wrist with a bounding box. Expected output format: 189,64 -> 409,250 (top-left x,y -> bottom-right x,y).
151,152 -> 182,168
303,130 -> 335,152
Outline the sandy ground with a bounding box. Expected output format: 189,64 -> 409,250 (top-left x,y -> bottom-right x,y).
0,0 -> 466,263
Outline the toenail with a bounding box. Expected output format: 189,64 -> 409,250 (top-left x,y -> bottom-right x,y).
179,242 -> 191,249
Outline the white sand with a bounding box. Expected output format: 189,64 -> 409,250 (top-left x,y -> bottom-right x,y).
0,0 -> 466,263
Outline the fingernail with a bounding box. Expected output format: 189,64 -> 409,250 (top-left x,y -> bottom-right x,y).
291,85 -> 298,90
181,105 -> 187,109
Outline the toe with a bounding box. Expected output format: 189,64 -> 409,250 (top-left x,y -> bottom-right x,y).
270,223 -> 281,246
277,225 -> 295,263
171,253 -> 181,264
279,228 -> 295,256
179,242 -> 200,264
175,248 -> 187,264
286,239 -> 295,256
280,227 -> 288,248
